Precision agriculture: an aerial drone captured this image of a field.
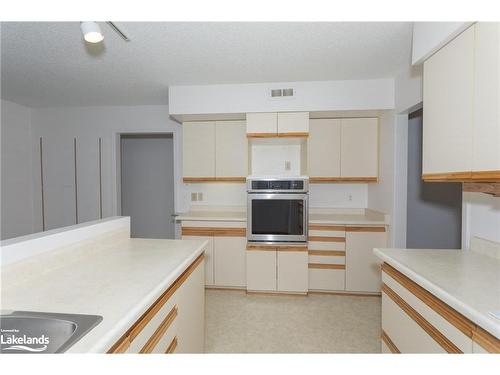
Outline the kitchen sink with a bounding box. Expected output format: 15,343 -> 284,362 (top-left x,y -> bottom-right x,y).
0,311 -> 102,353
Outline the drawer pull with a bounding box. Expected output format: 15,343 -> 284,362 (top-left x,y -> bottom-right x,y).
140,306 -> 178,354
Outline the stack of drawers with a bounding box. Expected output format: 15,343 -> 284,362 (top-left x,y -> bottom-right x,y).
308,225 -> 346,291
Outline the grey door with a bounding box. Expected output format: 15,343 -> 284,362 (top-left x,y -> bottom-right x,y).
121,135 -> 175,239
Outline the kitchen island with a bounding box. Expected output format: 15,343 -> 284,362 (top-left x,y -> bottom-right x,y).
1,217 -> 207,353
374,242 -> 500,353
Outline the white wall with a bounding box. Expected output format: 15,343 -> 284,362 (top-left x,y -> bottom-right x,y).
169,79 -> 395,115
463,192 -> 500,248
395,65 -> 423,113
1,100 -> 35,239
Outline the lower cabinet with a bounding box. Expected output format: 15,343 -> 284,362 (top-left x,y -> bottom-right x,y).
246,245 -> 308,294
108,254 -> 205,354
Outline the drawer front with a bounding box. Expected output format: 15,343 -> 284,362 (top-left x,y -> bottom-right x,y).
150,313 -> 178,353
308,241 -> 345,251
309,229 -> 345,238
126,296 -> 177,353
181,220 -> 246,228
308,254 -> 345,265
308,268 -> 345,291
382,292 -> 446,353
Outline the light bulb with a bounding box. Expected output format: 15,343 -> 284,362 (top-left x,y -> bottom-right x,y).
80,22 -> 104,43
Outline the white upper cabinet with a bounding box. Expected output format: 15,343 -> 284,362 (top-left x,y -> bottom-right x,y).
473,22 -> 500,173
246,112 -> 277,135
215,120 -> 248,178
423,25 -> 475,176
308,119 -> 341,177
277,112 -> 309,134
182,121 -> 216,179
340,118 -> 378,178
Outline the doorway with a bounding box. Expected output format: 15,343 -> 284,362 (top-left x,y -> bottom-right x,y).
120,134 -> 175,239
406,109 -> 462,249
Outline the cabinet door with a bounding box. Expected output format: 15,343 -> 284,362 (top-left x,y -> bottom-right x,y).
308,119 -> 341,177
246,112 -> 277,135
182,235 -> 214,286
246,250 -> 276,291
182,121 -> 215,178
215,121 -> 248,178
214,236 -> 246,287
277,250 -> 308,293
345,229 -> 386,292
175,259 -> 205,353
423,26 -> 474,175
473,22 -> 500,172
277,112 -> 309,134
340,118 -> 378,178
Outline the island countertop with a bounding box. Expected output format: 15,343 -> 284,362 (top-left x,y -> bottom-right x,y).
1,236 -> 207,353
374,247 -> 500,339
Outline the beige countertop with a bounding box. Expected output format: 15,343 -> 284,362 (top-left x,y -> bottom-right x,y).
374,247 -> 500,339
1,237 -> 206,353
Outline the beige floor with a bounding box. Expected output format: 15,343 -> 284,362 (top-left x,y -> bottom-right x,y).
205,289 -> 382,353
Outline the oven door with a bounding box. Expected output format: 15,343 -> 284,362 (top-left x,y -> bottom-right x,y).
247,193 -> 308,242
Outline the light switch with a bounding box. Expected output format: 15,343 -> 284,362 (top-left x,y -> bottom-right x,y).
191,193 -> 197,202
285,161 -> 291,171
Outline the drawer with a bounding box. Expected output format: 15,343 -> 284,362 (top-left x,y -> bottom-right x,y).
308,267 -> 345,291
150,309 -> 178,353
308,241 -> 345,251
308,254 -> 345,265
126,295 -> 177,353
309,229 -> 345,238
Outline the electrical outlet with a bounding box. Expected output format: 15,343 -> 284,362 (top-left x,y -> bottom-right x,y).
348,194 -> 353,201
197,192 -> 203,201
191,193 -> 197,202
285,161 -> 291,171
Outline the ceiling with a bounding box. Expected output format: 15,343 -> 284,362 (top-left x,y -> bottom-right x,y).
1,22 -> 413,107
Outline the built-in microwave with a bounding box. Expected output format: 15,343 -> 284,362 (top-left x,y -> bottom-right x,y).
247,177 -> 308,243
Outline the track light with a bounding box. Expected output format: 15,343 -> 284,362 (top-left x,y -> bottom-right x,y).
80,22 -> 104,43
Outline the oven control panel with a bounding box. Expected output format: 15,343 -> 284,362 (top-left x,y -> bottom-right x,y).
247,178 -> 309,193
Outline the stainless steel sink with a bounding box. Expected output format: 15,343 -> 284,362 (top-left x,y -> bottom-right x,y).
0,311 -> 102,353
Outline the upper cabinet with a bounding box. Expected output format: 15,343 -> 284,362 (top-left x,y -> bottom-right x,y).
246,112 -> 309,137
423,23 -> 500,182
183,120 -> 247,182
308,118 -> 378,182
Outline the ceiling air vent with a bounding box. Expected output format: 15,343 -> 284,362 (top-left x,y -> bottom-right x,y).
270,88 -> 294,98
282,88 -> 294,97
271,89 -> 282,97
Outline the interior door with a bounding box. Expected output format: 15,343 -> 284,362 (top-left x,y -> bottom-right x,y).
121,134 -> 175,238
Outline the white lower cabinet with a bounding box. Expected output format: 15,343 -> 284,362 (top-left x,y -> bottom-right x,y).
277,251 -> 308,293
246,250 -> 277,291
182,235 -> 214,286
308,267 -> 345,291
214,236 -> 246,287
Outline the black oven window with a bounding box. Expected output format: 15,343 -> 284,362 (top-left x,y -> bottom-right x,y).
251,199 -> 304,235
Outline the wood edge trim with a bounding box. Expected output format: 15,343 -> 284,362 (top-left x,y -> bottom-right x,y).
382,263 -> 475,339
214,177 -> 247,183
345,226 -> 386,232
472,327 -> 500,353
107,254 -> 204,353
381,330 -> 400,353
308,250 -> 345,256
182,227 -> 246,237
308,236 -> 345,242
109,336 -> 130,354
165,336 -> 178,354
309,177 -> 378,183
140,306 -> 178,354
423,171 -> 500,182
277,132 -> 309,138
309,225 -> 346,231
382,283 -> 462,353
308,263 -> 345,270
246,246 -> 276,251
246,133 -> 278,138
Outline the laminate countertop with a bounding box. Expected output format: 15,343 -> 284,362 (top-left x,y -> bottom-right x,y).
374,248 -> 500,339
177,208 -> 387,226
1,237 -> 207,353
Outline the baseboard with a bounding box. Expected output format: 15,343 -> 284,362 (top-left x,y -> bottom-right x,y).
308,290 -> 381,297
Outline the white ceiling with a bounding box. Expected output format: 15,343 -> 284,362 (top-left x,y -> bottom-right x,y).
1,22 -> 413,107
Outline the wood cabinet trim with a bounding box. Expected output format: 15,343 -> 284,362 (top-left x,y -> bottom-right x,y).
277,132 -> 309,138
309,225 -> 346,231
276,246 -> 308,252
308,263 -> 345,270
345,226 -> 386,233
423,171 -> 500,182
107,254 -> 204,353
382,263 -> 476,339
246,132 -> 278,138
381,330 -> 400,353
109,336 -> 130,354
139,306 -> 178,354
309,236 -> 345,243
182,227 -> 246,237
183,177 -> 246,183
309,177 -> 378,183
382,283 -> 462,353
308,250 -> 345,256
165,336 -> 178,354
472,327 -> 500,353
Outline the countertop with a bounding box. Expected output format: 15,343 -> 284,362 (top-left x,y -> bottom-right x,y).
1,237 -> 207,353
374,248 -> 500,339
177,207 -> 387,225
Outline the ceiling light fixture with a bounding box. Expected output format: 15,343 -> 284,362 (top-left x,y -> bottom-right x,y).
80,21 -> 104,43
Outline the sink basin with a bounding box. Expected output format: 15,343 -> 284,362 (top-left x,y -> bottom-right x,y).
0,311 -> 102,353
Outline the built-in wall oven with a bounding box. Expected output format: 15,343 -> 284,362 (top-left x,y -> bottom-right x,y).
247,177 -> 308,243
